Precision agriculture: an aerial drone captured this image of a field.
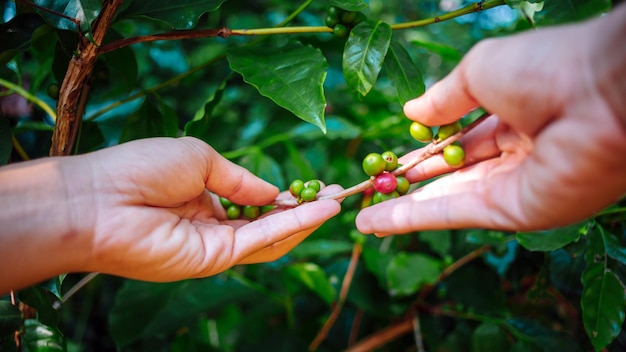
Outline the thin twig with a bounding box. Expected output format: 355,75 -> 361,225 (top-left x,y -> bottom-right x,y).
348,244 -> 492,351
96,0 -> 506,54
412,311 -> 426,352
272,113 -> 489,207
348,309 -> 364,346
414,244 -> 491,304
345,318 -> 413,352
309,243 -> 362,351
53,272 -> 100,310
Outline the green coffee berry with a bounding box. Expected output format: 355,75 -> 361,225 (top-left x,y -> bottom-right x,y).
307,179 -> 322,192
260,205 -> 275,215
395,176 -> 410,195
300,187 -> 317,202
243,205 -> 260,219
443,143 -> 465,167
333,24 -> 348,38
219,197 -> 233,208
409,121 -> 433,143
341,11 -> 357,24
289,179 -> 305,197
372,191 -> 383,205
325,14 -> 340,27
381,151 -> 398,172
362,152 -> 386,176
327,6 -> 340,16
226,205 -> 241,220
47,83 -> 60,100
380,191 -> 400,202
436,121 -> 462,142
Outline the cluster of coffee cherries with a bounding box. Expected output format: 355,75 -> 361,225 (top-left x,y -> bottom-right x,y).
410,120 -> 466,167
324,6 -> 366,38
361,151 -> 410,207
219,197 -> 275,220
289,179 -> 322,203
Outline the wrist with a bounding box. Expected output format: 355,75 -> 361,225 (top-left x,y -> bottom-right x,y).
0,156 -> 93,293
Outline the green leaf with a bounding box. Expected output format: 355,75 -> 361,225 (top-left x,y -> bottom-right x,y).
237,151 -> 285,190
284,263 -> 336,306
109,277 -> 256,347
289,239 -> 354,259
0,301 -> 22,336
470,322 -> 511,352
516,221 -> 588,251
119,97 -> 178,142
38,276 -> 66,301
581,227 -> 626,351
384,40 -> 425,104
18,287 -> 59,328
342,20 -> 392,96
289,116 -> 361,141
0,115 -> 12,165
22,319 -> 65,352
184,77 -> 228,141
418,230 -> 451,258
464,229 -> 508,246
0,13 -> 45,54
329,0 -> 369,11
504,318 -> 582,351
33,0 -> 100,33
603,227 -> 626,265
533,0 -> 611,26
410,39 -> 463,62
386,252 -> 441,297
227,42 -> 328,133
118,0 -> 226,29
102,31 -> 138,94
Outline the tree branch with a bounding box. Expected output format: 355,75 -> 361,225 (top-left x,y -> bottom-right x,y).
272,113 -> 489,207
309,243 -> 362,351
50,0 -> 123,156
96,0 -> 506,55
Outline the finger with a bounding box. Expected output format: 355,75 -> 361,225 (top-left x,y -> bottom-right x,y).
230,199 -> 341,262
182,137 -> 279,206
356,159 -> 515,234
403,62 -> 479,126
400,115 -> 501,183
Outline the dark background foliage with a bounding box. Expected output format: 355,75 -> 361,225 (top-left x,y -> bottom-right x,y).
1,0 -> 625,351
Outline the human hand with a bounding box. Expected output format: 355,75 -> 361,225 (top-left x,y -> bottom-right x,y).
356,9 -> 626,235
74,137 -> 342,281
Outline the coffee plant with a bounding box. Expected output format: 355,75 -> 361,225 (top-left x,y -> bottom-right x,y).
1,0 -> 624,351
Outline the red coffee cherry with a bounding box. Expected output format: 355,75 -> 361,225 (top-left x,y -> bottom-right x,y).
373,173 -> 398,194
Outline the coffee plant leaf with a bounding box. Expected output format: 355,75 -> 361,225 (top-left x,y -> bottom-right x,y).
0,301 -> 22,337
504,318 -> 582,351
227,42 -> 328,133
410,39 -> 463,63
342,20 -> 391,96
516,221 -> 588,251
329,0 -> 368,12
581,226 -> 626,351
386,252 -> 441,297
470,322 -> 511,352
0,13 -> 45,56
22,319 -> 65,352
284,262 -> 336,306
289,239 -> 354,259
117,0 -> 226,30
119,97 -> 178,142
237,150 -> 285,189
384,40 -> 425,104
0,115 -> 11,165
33,0 -> 100,34
109,277 -> 256,347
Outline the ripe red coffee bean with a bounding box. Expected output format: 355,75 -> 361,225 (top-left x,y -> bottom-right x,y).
373,173 -> 398,194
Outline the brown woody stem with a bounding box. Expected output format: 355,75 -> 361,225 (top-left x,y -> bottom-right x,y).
49,0 -> 123,156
